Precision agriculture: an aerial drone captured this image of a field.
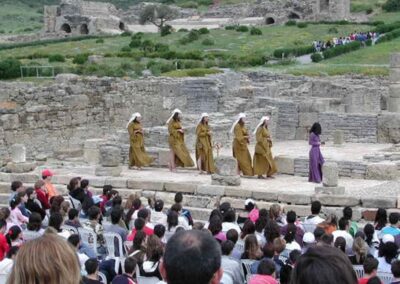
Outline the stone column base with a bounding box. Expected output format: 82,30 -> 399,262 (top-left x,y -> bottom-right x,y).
95,166 -> 122,177
315,186 -> 345,195
211,174 -> 241,186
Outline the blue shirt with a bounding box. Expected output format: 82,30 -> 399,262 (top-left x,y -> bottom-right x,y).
381,226 -> 400,237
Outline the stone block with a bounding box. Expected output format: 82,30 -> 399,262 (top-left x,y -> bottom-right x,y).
312,194 -> 360,207
389,68 -> 400,83
322,162 -> 339,187
99,145 -> 121,167
127,180 -> 164,191
225,187 -> 252,198
9,173 -> 40,183
388,97 -> 400,113
220,197 -> 246,210
51,175 -> 73,185
187,207 -> 212,221
252,190 -> 278,202
88,177 -> 107,188
10,144 -> 26,163
274,155 -> 294,175
211,174 -> 241,186
389,84 -> 400,98
184,195 -> 214,208
333,130 -> 344,145
157,149 -> 170,167
0,183 -> 10,194
390,53 -> 400,68
284,205 -> 310,217
95,166 -> 122,177
362,209 -> 377,221
0,173 -> 11,183
278,193 -> 311,205
4,162 -> 36,173
366,163 -> 399,180
141,191 -> 156,199
295,127 -> 308,140
196,185 -> 225,196
88,55 -> 104,64
154,192 -> 176,204
362,198 -> 396,208
84,139 -> 106,165
104,178 -> 127,188
299,113 -> 318,127
214,156 -> 237,176
164,182 -> 197,194
315,186 -> 345,195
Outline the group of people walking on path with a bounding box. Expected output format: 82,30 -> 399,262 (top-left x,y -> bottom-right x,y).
126,109 -> 325,183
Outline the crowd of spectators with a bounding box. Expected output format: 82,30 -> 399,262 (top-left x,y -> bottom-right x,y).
313,31 -> 380,52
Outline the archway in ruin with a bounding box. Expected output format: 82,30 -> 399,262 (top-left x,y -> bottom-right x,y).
266,17 -> 275,25
60,23 -> 72,33
119,22 -> 125,31
80,24 -> 89,35
320,0 -> 330,12
288,11 -> 301,19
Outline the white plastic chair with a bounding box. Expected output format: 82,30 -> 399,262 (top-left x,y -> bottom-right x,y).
23,230 -> 42,241
377,272 -> 393,284
68,195 -> 82,211
136,265 -> 160,284
62,225 -> 79,235
98,271 -> 107,284
353,265 -> 364,279
124,240 -> 133,254
241,259 -> 256,283
78,228 -> 98,256
104,232 -> 125,273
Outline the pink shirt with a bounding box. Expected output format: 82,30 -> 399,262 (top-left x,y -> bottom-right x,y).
9,207 -> 28,227
248,275 -> 278,284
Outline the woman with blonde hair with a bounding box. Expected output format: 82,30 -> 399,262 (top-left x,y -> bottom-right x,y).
349,237 -> 369,265
127,112 -> 154,170
195,113 -> 215,174
7,234 -> 81,284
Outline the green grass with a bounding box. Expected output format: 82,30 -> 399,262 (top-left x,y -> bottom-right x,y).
351,0 -> 385,13
0,2 -> 43,34
162,68 -> 222,77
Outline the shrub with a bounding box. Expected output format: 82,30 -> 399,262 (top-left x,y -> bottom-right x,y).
163,68 -> 222,77
155,43 -> 170,52
225,25 -> 236,30
182,50 -> 203,60
202,38 -> 215,46
199,27 -> 210,34
95,38 -> 104,44
322,41 -> 361,59
250,27 -> 262,35
48,54 -> 65,62
132,32 -> 144,40
0,58 -> 21,79
27,52 -> 49,59
328,27 -> 339,34
72,54 -> 88,65
374,22 -> 400,33
366,39 -> 373,46
366,8 -> 374,14
285,20 -> 297,26
273,46 -> 314,58
129,38 -> 142,48
297,22 -> 308,28
140,40 -> 155,54
376,28 -> 400,43
120,46 -> 131,52
121,31 -> 132,37
161,25 -> 173,37
383,0 -> 400,12
179,1 -> 198,8
372,21 -> 384,26
188,29 -> 200,41
178,28 -> 188,32
236,25 -> 249,32
311,53 -> 323,63
198,0 -> 213,5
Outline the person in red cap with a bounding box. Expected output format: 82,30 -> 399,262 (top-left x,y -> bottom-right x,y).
42,169 -> 59,200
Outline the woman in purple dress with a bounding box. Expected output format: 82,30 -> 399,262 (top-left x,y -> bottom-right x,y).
309,122 -> 325,183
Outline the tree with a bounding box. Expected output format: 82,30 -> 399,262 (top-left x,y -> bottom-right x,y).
139,5 -> 178,31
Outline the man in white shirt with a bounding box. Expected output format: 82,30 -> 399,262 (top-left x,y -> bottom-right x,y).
151,199 -> 167,226
332,217 -> 354,251
302,201 -> 325,232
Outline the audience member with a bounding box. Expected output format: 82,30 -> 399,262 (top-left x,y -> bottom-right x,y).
375,208 -> 388,231
0,220 -> 9,261
9,181 -> 24,202
83,258 -> 102,284
343,206 -> 358,237
34,180 -> 50,210
241,234 -> 262,260
349,237 -> 369,265
391,260 -> 400,284
24,187 -> 46,220
83,206 -> 106,255
303,201 -> 324,231
359,256 -> 379,284
26,212 -> 44,234
65,208 -> 82,228
378,241 -> 398,273
9,193 -> 28,227
140,234 -> 163,279
332,217 -> 354,251
104,205 -> 128,256
381,213 -> 400,237
280,211 -> 304,246
49,212 -> 70,239
174,192 -> 193,226
6,226 -> 22,247
112,257 -> 136,284
42,169 -> 59,200
221,240 -> 244,284
334,236 -> 346,253
248,258 -> 278,284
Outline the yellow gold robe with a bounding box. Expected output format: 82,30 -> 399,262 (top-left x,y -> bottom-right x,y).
253,126 -> 277,176
195,123 -> 215,173
232,123 -> 253,176
128,121 -> 154,167
168,120 -> 194,167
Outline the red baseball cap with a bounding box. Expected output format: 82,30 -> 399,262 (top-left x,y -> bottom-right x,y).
42,169 -> 53,177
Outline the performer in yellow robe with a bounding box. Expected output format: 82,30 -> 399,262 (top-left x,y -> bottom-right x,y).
231,113 -> 253,176
195,113 -> 215,174
167,109 -> 194,172
253,116 -> 277,179
127,113 -> 154,169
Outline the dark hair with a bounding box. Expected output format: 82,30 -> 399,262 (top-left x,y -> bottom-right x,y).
255,216 -> 268,233
380,242 -> 398,264
110,205 -> 123,225
363,256 -> 379,274
172,112 -> 180,122
311,201 -> 322,215
124,257 -> 137,274
137,208 -> 149,220
103,185 -> 113,196
280,264 -> 292,284
241,219 -> 256,239
226,229 -> 238,244
167,211 -> 179,231
6,226 -> 21,246
112,196 -> 122,207
134,218 -> 145,231
154,224 -> 166,239
88,206 -> 101,220
223,208 -> 236,223
310,122 -> 322,135
262,243 -> 274,258
81,196 -> 95,215
6,246 -> 19,259
163,230 -> 221,284
67,177 -> 80,192
221,240 -> 235,256
284,223 -> 297,244
171,203 -> 182,213
289,249 -> 302,265
209,209 -> 223,222
338,217 -> 349,231
264,220 -> 280,243
174,192 -> 183,203
27,212 -> 42,232
0,220 -> 6,230
132,230 -> 146,251
67,234 -> 81,247
84,258 -> 99,275
334,237 -> 346,253
343,207 -> 352,220
314,227 -> 325,241
0,208 -> 10,220
208,216 -> 223,236
257,258 -> 275,275
321,234 -> 334,246
155,200 -> 164,212
389,212 -> 400,225
49,212 -> 64,232
392,260 -> 400,278
9,195 -> 22,210
219,202 -> 231,216
11,181 -> 22,192
374,208 -> 387,230
364,224 -> 375,246
80,179 -> 89,189
286,211 -> 297,224
50,195 -> 64,215
125,198 -> 142,225
107,188 -> 117,199
245,201 -> 255,212
68,208 -> 79,220
25,187 -> 35,199
291,246 -> 357,284
366,277 -> 382,284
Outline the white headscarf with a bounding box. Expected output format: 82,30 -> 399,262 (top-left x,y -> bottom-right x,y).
253,116 -> 270,134
126,112 -> 141,128
166,108 -> 182,125
230,113 -> 246,133
198,113 -> 209,125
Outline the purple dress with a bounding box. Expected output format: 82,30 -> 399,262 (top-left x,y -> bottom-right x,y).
309,132 -> 324,183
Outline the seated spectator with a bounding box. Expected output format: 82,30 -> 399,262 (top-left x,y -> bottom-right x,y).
272,238 -> 286,276
280,211 -> 304,247
269,204 -> 286,227
364,223 -> 379,257
208,215 -> 226,243
343,207 -> 358,237
318,214 -> 338,235
6,226 -> 22,247
241,219 -> 256,240
291,245 -> 357,284
7,234 -> 81,284
283,224 -> 301,252
159,230 -> 223,284
221,240 -> 244,284
237,199 -> 256,225
34,180 -> 50,210
303,201 -> 325,231
24,187 -> 46,220
67,177 -> 84,203
154,224 -> 166,244
319,233 -> 334,247
49,212 -> 70,239
174,192 -> 193,226
67,234 -> 89,271
349,237 -> 369,265
391,260 -> 400,284
164,211 -> 181,242
0,246 -> 18,276
359,256 -> 379,284
226,229 -> 242,260
82,206 -> 106,255
9,193 -> 28,227
0,220 -> 9,261
64,208 -> 82,228
302,232 -> 316,254
367,276 -> 382,284
42,169 -> 59,200
100,185 -> 113,213
255,209 -> 268,246
140,235 -> 163,279
104,206 -> 128,256
381,213 -> 400,237
128,230 -> 146,262
1,208 -> 16,232
9,181 -> 24,203
151,199 -> 167,226
334,236 -> 346,253
378,241 -> 398,273
248,258 -> 278,284
83,258 -> 102,284
112,257 -> 136,284
375,208 -> 388,231
170,203 -> 190,230
279,250 -> 301,284
125,198 -> 142,226
241,234 -> 262,260
127,217 -> 154,241
49,195 -> 65,215
264,220 -> 280,244
221,204 -> 241,235
313,226 -> 325,243
26,212 -> 44,234
332,217 -> 354,251
251,243 -> 277,275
